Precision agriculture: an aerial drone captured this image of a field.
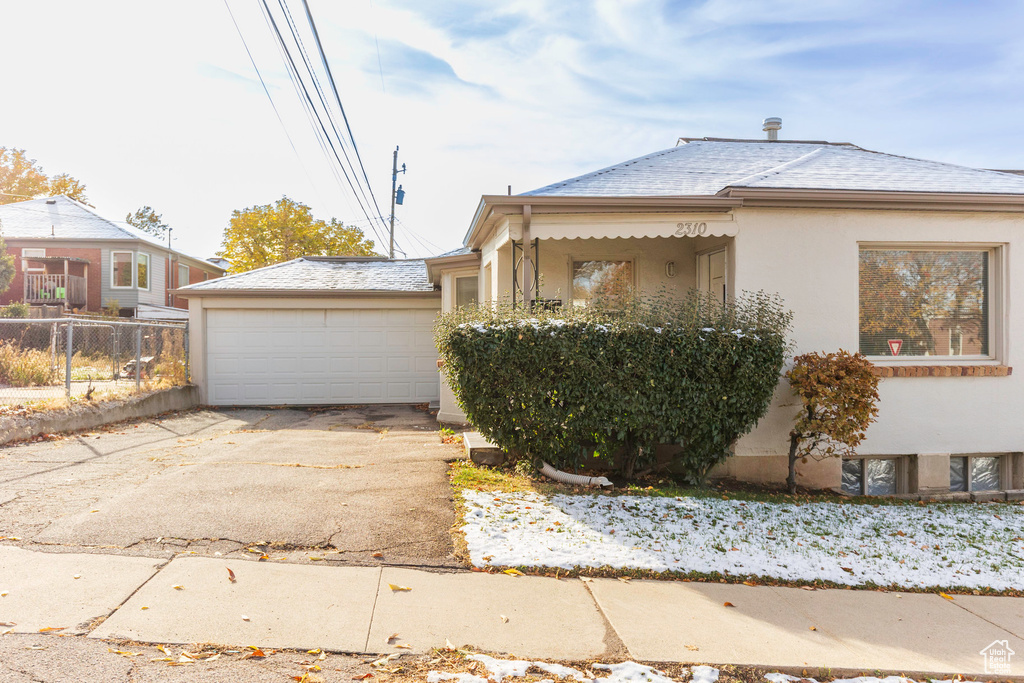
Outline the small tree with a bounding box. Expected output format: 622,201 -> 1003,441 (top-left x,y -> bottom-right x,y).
126,206 -> 169,239
785,350 -> 880,493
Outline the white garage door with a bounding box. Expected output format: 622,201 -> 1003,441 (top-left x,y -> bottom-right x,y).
205,307 -> 440,405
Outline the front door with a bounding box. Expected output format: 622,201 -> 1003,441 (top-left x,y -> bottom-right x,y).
697,247 -> 727,304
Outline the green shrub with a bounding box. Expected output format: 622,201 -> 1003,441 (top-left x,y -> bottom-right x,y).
785,350 -> 880,493
0,341 -> 57,386
435,291 -> 792,483
0,302 -> 29,318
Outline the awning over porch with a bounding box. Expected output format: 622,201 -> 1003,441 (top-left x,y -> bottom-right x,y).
510,213 -> 738,242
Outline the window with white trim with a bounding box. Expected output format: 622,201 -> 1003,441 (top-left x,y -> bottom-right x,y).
859,246 -> 995,359
455,275 -> 478,308
572,260 -> 633,308
111,251 -> 134,288
22,248 -> 45,272
177,263 -> 189,288
137,253 -> 150,290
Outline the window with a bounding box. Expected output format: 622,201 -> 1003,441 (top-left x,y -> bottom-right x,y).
842,457 -> 899,496
137,253 -> 149,290
950,455 -> 1001,492
859,247 -> 992,358
178,263 -> 189,288
111,252 -> 133,288
22,249 -> 45,272
455,275 -> 478,308
572,260 -> 633,307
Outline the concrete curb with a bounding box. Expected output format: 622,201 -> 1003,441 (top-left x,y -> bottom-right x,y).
0,385 -> 200,445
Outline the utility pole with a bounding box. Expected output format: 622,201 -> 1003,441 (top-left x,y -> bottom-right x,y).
388,146 -> 406,259
166,226 -> 174,307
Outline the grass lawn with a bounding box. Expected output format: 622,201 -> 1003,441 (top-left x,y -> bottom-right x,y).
449,461 -> 1024,594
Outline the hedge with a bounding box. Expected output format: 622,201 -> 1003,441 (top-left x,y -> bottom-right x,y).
435,291 -> 792,482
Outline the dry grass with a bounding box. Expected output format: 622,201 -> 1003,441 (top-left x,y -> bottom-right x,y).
0,341 -> 57,386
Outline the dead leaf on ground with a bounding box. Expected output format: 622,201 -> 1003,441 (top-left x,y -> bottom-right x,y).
800,586 -> 816,591
25,645 -> 47,650
388,584 -> 411,592
38,627 -> 66,632
372,552 -> 384,559
386,633 -> 400,644
617,577 -> 632,583
171,585 -> 185,590
444,639 -> 456,651
244,648 -> 266,659
394,643 -> 412,650
809,626 -> 817,631
0,621 -> 15,627
939,592 -> 955,601
227,567 -> 236,583
684,645 -> 699,651
353,674 -> 374,680
503,568 -> 524,577
241,615 -> 250,621
500,615 -> 508,623
723,602 -> 735,608
578,576 -> 593,583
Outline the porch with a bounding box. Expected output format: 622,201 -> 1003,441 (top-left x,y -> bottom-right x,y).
22,256 -> 89,307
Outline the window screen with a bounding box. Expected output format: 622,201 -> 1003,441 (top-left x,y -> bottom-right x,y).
859,249 -> 989,357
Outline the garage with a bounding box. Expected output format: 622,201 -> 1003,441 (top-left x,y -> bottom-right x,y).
178,257 -> 442,406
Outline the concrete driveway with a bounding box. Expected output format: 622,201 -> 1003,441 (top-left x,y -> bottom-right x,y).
0,405 -> 461,566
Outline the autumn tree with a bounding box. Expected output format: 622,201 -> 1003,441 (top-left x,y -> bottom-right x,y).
218,197 -> 377,272
126,206 -> 169,239
0,148 -> 89,205
785,350 -> 880,494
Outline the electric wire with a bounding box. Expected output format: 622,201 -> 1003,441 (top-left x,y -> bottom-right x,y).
275,0 -> 386,243
258,0 -> 386,245
300,0 -> 391,231
222,0 -> 328,212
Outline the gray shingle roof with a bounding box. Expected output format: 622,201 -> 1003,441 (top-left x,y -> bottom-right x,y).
0,196 -> 225,269
0,196 -> 162,242
426,246 -> 473,259
523,140 -> 1024,197
180,257 -> 436,294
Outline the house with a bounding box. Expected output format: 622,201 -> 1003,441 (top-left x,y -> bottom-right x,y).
0,196 -> 225,316
180,122 -> 1024,495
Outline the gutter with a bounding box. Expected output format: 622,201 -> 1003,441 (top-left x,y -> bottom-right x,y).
174,288 -> 441,299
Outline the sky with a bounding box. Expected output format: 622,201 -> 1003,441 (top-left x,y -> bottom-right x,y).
1,0 -> 1022,261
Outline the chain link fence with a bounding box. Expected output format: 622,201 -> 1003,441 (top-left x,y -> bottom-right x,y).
0,318 -> 189,406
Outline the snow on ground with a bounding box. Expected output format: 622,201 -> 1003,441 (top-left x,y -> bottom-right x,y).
461,490 -> 1024,590
431,657 -> 962,683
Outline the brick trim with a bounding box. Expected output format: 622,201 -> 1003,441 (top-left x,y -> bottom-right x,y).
872,365 -> 1012,378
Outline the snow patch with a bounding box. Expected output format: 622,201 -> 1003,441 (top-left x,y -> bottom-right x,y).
592,662 -> 675,683
461,490 -> 1024,590
692,666 -> 720,683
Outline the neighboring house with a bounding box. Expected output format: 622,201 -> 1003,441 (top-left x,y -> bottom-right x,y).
0,196 -> 225,315
181,125 -> 1024,495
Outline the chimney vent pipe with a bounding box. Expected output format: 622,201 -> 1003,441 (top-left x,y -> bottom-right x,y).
762,117 -> 782,141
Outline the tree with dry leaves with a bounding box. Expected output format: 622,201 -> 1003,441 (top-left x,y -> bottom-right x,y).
0,147 -> 89,205
785,350 -> 880,494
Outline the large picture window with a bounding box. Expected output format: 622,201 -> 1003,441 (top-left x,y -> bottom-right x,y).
111,252 -> 133,288
572,260 -> 633,307
859,247 -> 991,358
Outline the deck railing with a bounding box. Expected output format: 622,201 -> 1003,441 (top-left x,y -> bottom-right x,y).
25,274 -> 87,306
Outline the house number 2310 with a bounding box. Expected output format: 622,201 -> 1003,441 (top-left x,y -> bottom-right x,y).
675,222 -> 708,236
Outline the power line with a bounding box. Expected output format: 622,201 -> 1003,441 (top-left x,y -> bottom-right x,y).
299,0 -> 391,232
222,0 -> 327,210
275,0 -> 385,242
258,0 -> 387,245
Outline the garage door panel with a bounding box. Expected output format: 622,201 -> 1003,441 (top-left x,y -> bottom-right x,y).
206,307 -> 440,405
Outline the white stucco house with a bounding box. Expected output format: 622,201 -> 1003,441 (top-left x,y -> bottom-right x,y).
179,128 -> 1024,495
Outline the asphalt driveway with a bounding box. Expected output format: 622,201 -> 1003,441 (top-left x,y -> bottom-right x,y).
0,406 -> 461,566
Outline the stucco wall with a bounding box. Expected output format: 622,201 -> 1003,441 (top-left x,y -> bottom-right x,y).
731,207 -> 1023,460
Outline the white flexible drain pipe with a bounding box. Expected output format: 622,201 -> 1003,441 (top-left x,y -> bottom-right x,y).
539,461 -> 613,488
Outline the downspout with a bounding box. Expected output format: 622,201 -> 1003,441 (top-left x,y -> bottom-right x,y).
539,461 -> 612,488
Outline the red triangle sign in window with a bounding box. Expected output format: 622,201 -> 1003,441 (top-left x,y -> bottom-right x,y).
888,339 -> 903,356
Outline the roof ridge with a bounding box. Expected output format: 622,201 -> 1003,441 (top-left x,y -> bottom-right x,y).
182,257 -> 302,289
56,196 -> 142,241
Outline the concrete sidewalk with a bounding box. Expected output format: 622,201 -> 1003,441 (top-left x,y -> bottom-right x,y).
1,545 -> 1022,678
